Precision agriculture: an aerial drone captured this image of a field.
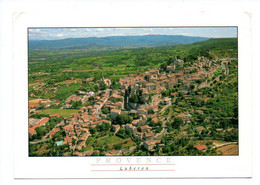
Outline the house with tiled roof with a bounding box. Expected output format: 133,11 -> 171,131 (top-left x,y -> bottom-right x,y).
63,104 -> 72,109
194,144 -> 207,151
152,117 -> 159,124
195,126 -> 205,134
166,65 -> 175,72
143,139 -> 161,151
66,95 -> 81,103
149,69 -> 159,75
28,117 -> 49,138
162,97 -> 171,105
131,118 -> 143,126
104,150 -> 122,156
137,109 -> 148,115
125,124 -> 136,132
73,151 -> 83,156
63,135 -> 73,146
63,124 -> 74,135
144,132 -> 155,140
140,125 -> 152,132
49,114 -> 60,118
133,131 -> 143,140
196,110 -> 204,114
44,102 -> 51,108
76,141 -> 86,150
149,104 -> 158,112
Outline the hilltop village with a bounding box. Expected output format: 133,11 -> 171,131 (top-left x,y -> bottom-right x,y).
29,55 -> 238,156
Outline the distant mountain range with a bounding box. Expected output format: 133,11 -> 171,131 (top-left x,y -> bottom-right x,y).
28,35 -> 210,50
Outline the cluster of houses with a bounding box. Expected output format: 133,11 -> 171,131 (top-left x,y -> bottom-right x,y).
120,57 -> 230,97
29,56 -> 231,155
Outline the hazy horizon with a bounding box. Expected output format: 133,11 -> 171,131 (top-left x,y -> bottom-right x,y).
28,27 -> 238,41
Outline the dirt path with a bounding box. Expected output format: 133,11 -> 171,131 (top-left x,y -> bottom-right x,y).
213,141 -> 238,148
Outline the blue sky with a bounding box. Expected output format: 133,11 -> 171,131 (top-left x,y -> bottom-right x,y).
28,27 -> 237,40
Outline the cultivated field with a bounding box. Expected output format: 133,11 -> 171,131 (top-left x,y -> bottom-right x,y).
217,144 -> 238,155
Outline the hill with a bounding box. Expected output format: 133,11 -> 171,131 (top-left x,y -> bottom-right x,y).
191,38 -> 237,50
28,35 -> 210,50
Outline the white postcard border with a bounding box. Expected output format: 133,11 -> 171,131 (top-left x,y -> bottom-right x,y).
13,9 -> 252,178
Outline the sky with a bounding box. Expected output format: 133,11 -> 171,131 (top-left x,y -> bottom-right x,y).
28,27 -> 237,40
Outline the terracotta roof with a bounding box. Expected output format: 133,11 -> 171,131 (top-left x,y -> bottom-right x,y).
105,150 -> 122,156
151,105 -> 158,109
196,110 -> 204,114
101,120 -> 111,124
50,114 -> 60,118
91,120 -> 102,125
73,151 -> 83,156
28,117 -> 49,135
79,133 -> 89,141
194,144 -> 207,151
146,83 -> 156,86
177,114 -> 186,118
144,139 -> 161,146
134,132 -> 143,136
68,95 -> 81,101
152,117 -> 159,123
195,126 -> 205,132
90,116 -> 98,120
141,125 -> 152,130
170,92 -> 178,96
64,135 -> 73,144
63,124 -> 74,132
111,109 -> 121,114
145,132 -> 154,137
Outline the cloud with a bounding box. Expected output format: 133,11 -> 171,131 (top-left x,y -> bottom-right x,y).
28,28 -> 48,34
97,28 -> 104,32
57,33 -> 64,38
29,29 -> 41,33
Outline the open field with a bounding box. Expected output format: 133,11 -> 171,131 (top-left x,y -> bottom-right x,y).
56,79 -> 81,85
98,135 -> 123,146
41,109 -> 79,118
217,144 -> 238,155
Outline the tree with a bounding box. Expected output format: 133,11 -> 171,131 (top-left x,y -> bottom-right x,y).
71,100 -> 82,109
115,114 -> 132,125
100,84 -> 107,90
190,84 -> 196,90
114,143 -> 122,150
137,126 -> 141,132
160,62 -> 167,71
35,126 -> 48,139
89,127 -> 97,134
172,117 -> 183,129
129,94 -> 139,103
158,121 -> 163,128
100,123 -> 111,131
148,120 -> 156,127
144,75 -> 150,81
101,108 -> 110,114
